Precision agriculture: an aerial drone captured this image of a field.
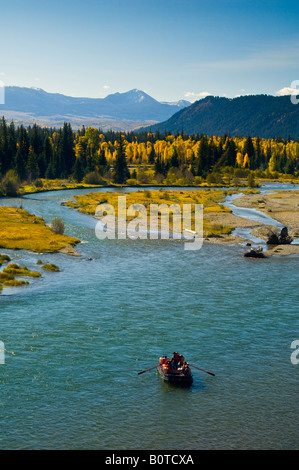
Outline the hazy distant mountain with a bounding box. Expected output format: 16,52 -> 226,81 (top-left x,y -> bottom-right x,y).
0,87 -> 190,129
142,94 -> 299,139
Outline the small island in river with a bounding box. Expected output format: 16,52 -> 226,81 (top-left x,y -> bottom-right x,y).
62,187 -> 299,256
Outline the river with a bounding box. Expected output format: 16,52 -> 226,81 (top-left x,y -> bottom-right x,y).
0,183 -> 298,449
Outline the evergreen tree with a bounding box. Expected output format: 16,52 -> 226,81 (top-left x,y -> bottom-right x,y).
7,121 -> 17,171
41,136 -> 53,177
56,123 -> 75,177
14,125 -> 29,179
26,147 -> 40,181
72,157 -> 85,182
170,146 -> 179,168
254,137 -> 262,169
196,136 -> 209,176
14,148 -> 27,181
154,155 -> 163,175
243,136 -> 255,166
30,123 -> 43,156
0,117 -> 9,174
222,138 -> 236,167
98,148 -> 107,175
113,135 -> 130,184
147,146 -> 156,164
284,158 -> 295,175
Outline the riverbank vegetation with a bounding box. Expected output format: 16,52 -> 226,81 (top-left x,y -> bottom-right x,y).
0,258 -> 36,294
42,263 -> 60,272
0,118 -> 298,197
0,206 -> 80,253
63,188 -> 237,237
0,255 -> 61,295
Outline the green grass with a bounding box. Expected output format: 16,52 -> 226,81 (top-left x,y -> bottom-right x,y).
42,263 -> 60,272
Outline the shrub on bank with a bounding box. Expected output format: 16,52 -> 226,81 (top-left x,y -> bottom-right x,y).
51,217 -> 65,235
0,170 -> 20,196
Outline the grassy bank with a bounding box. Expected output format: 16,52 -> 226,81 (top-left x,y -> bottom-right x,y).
0,206 -> 80,253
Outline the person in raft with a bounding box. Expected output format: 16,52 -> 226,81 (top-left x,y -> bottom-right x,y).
171,352 -> 180,369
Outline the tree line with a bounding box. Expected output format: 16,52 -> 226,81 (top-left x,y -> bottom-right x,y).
0,117 -> 298,195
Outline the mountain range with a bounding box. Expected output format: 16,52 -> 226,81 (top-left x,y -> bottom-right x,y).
0,86 -> 190,130
1,87 -> 298,138
142,94 -> 299,139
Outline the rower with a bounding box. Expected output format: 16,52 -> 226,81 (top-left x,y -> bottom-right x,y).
171,352 -> 180,369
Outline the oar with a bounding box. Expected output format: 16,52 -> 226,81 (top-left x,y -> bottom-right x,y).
138,365 -> 159,375
189,364 -> 215,376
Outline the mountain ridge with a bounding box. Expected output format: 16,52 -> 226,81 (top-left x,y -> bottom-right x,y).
141,94 -> 299,139
0,86 -> 190,128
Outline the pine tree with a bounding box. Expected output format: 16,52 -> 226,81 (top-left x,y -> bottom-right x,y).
0,117 -> 9,174
243,136 -> 255,166
113,135 -> 130,184
254,137 -> 262,169
7,121 -> 17,171
170,146 -> 179,168
14,125 -> 29,179
14,148 -> 27,181
42,136 -> 53,177
72,157 -> 85,182
147,145 -> 156,164
196,136 -> 209,176
98,148 -> 107,175
56,123 -> 75,177
26,147 -> 40,181
222,138 -> 236,167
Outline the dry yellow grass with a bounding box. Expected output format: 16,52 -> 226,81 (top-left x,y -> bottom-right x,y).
63,189 -> 235,236
20,178 -> 106,195
0,206 -> 80,253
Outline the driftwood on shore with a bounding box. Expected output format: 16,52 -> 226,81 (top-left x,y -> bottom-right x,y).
267,226 -> 293,245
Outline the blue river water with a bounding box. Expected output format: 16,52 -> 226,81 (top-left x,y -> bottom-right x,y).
0,183 -> 298,450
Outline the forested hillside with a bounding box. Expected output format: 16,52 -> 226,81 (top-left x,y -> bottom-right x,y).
143,95 -> 299,139
0,118 -> 298,196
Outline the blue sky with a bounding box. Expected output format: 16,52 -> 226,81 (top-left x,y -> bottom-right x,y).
1,0 -> 299,102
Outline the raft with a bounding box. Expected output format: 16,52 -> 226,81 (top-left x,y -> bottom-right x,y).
158,356 -> 193,385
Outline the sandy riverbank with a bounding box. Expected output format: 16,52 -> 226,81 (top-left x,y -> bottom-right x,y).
228,190 -> 299,256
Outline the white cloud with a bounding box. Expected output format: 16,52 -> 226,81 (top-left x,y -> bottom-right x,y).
103,85 -> 110,89
184,91 -> 212,101
276,86 -> 298,96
